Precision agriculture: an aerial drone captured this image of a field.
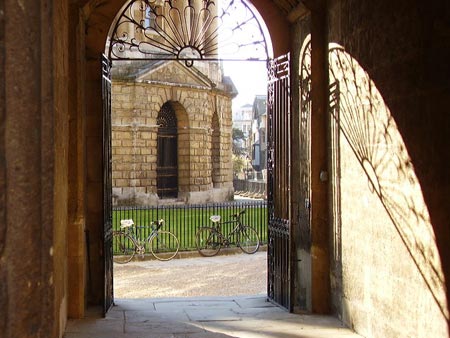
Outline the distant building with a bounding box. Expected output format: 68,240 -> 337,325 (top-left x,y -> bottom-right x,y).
232,103 -> 253,152
251,95 -> 267,178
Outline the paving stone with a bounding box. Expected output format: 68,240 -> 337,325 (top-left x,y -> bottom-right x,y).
233,297 -> 275,309
65,318 -> 124,334
64,296 -> 362,338
154,300 -> 239,312
186,308 -> 241,322
231,307 -> 297,321
115,299 -> 157,311
125,310 -> 190,322
125,320 -> 205,335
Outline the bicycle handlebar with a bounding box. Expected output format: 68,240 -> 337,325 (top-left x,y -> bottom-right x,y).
120,218 -> 165,230
152,219 -> 165,230
231,209 -> 246,219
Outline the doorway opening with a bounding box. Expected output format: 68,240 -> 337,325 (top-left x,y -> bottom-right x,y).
102,0 -> 283,313
157,102 -> 178,199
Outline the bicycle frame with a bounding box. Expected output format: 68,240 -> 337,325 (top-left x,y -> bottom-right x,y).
135,226 -> 156,241
212,219 -> 244,244
114,218 -> 180,262
195,209 -> 260,257
119,220 -> 162,254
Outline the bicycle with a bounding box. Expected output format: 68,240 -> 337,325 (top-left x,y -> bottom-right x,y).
195,209 -> 260,257
113,218 -> 179,263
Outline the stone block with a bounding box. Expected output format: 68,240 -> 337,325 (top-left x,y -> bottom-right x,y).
118,176 -> 133,186
130,179 -> 140,187
112,171 -> 122,179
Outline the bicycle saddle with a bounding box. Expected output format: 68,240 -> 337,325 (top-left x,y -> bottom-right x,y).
120,219 -> 134,228
210,215 -> 221,223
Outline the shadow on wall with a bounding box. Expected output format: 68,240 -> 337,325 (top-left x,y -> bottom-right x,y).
328,43 -> 448,322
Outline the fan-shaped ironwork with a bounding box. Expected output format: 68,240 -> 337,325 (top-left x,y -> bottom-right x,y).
108,0 -> 269,66
157,102 -> 177,128
157,103 -> 178,198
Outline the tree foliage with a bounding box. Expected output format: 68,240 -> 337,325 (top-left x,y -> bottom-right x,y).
232,128 -> 247,156
232,154 -> 245,175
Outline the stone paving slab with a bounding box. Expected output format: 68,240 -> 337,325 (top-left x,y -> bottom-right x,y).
154,299 -> 240,312
186,308 -> 242,322
233,297 -> 275,309
64,295 -> 362,338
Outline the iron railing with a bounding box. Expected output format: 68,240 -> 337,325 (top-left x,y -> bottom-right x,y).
113,200 -> 267,253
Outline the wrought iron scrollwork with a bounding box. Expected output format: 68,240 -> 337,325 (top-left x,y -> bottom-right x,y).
267,53 -> 292,311
157,102 -> 177,128
299,37 -> 311,223
108,0 -> 269,65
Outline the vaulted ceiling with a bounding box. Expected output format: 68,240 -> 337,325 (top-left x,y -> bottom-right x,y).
270,0 -> 314,23
273,0 -> 303,14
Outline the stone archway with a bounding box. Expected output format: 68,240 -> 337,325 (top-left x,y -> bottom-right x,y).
78,0 -> 290,316
2,1 -> 450,337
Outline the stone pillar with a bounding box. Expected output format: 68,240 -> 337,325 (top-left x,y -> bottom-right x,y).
309,0 -> 330,314
0,1 -> 6,334
1,0 -> 70,336
85,57 -> 105,305
67,4 -> 87,319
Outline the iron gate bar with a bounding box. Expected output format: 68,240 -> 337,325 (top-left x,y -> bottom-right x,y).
102,54 -> 114,315
107,0 -> 269,65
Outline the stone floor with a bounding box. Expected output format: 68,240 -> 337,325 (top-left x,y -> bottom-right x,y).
64,295 -> 362,338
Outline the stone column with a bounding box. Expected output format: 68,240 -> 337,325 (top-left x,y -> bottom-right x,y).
67,3 -> 87,319
309,0 -> 330,314
1,0 -> 70,336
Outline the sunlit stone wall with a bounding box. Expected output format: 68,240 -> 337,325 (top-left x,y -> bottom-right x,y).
111,64 -> 233,206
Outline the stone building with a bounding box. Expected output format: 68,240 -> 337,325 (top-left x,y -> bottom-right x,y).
1,1 -> 450,338
233,103 -> 253,141
111,60 -> 237,205
250,95 -> 267,176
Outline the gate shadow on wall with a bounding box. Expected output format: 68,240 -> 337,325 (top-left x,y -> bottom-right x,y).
328,44 -> 448,322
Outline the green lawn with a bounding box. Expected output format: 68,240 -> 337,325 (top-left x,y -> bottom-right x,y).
112,203 -> 268,253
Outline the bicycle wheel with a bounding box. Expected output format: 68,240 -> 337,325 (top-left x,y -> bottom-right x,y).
196,227 -> 221,257
113,231 -> 136,264
237,226 -> 260,254
149,231 -> 179,261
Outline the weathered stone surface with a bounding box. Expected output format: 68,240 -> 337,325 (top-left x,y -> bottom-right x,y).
111,63 -> 234,206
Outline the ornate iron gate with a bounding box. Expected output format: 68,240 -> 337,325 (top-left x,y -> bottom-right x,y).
157,103 -> 178,198
102,54 -> 114,314
103,0 -> 275,315
267,53 -> 292,311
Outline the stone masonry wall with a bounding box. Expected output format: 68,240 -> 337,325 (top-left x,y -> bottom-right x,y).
111,80 -> 233,205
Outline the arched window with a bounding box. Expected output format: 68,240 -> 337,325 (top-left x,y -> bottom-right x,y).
157,102 -> 178,198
